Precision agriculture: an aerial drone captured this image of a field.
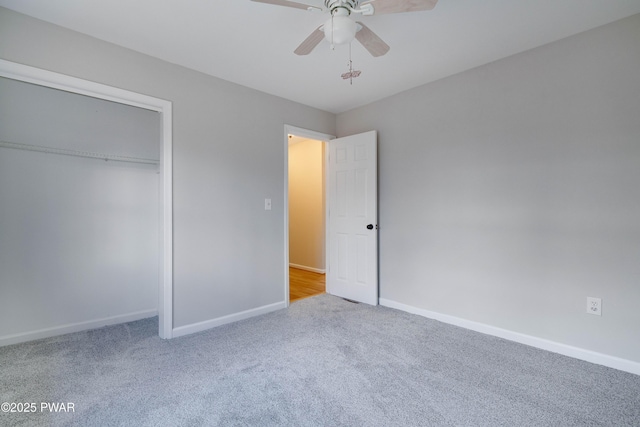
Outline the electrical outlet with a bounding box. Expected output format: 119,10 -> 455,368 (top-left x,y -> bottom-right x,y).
587,297 -> 602,316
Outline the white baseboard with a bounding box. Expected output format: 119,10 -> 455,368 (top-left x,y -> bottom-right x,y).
172,301 -> 287,338
0,309 -> 158,347
289,263 -> 325,274
379,298 -> 640,376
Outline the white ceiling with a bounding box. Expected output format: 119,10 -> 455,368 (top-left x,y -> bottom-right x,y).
2,0 -> 640,114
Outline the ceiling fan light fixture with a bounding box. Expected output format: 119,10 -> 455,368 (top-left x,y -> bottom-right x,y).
254,0 -> 439,57
324,15 -> 357,45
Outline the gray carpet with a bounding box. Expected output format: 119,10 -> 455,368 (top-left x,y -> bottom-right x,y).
1,294 -> 639,427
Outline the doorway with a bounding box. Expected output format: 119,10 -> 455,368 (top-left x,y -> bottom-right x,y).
284,126 -> 334,304
0,59 -> 173,342
284,127 -> 379,306
288,134 -> 325,302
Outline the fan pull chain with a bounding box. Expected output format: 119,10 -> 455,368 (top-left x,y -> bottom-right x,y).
348,43 -> 354,85
341,42 -> 361,84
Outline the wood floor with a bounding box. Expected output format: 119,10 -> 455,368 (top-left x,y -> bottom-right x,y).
289,267 -> 325,302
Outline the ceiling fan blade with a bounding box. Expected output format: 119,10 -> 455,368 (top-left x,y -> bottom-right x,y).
250,0 -> 320,11
294,26 -> 325,55
361,0 -> 438,14
355,22 -> 390,57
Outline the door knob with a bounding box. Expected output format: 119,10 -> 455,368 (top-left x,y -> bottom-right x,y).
367,224 -> 374,230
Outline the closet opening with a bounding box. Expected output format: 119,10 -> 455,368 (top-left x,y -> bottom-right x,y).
0,60 -> 173,344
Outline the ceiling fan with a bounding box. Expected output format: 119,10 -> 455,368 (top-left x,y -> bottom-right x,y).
251,0 -> 438,57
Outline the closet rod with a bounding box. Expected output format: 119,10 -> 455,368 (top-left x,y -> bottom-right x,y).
0,140 -> 159,166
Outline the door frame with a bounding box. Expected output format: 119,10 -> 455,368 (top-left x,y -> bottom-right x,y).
284,125 -> 334,306
0,59 -> 174,339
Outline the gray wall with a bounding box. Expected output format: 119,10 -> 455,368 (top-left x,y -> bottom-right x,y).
337,14 -> 640,363
0,7 -> 335,329
0,77 -> 160,338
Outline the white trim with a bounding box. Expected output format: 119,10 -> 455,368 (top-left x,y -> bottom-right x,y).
284,125 -> 335,308
172,301 -> 286,338
159,102 -> 173,339
289,263 -> 326,274
0,310 -> 158,347
379,298 -> 640,376
0,59 -> 174,340
286,125 -> 335,143
0,60 -> 163,110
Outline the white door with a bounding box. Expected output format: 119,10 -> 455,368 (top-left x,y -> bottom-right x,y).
327,131 -> 378,305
